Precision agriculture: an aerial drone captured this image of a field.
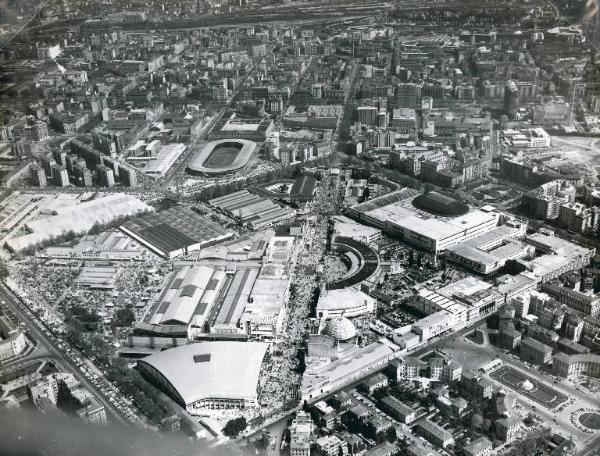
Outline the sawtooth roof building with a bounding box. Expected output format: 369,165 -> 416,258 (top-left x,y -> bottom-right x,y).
148,265 -> 227,330
121,206 -> 234,258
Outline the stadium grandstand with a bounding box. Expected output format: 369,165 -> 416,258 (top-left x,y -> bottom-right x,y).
207,112 -> 274,142
187,139 -> 256,176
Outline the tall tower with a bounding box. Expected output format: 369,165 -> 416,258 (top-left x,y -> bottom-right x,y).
503,80 -> 519,119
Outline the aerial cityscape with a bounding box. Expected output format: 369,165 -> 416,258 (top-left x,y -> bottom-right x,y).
1,0 -> 600,455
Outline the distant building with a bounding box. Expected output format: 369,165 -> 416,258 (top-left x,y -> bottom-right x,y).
360,373 -> 388,394
415,419 -> 454,448
379,395 -> 416,424
51,164 -> 69,187
364,441 -> 397,456
499,326 -> 522,350
461,370 -> 493,399
96,164 -> 115,187
495,415 -> 521,442
0,317 -> 27,361
552,352 -> 600,379
29,163 -> 47,187
289,411 -> 313,456
315,435 -> 348,456
558,202 -> 600,234
77,397 -> 107,424
503,80 -> 519,118
463,437 -> 493,456
520,336 -> 553,365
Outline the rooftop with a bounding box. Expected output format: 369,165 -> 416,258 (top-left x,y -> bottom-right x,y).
121,206 -> 233,257
138,341 -> 269,406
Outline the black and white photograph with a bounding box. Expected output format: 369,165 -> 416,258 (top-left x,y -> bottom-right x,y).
0,0 -> 599,455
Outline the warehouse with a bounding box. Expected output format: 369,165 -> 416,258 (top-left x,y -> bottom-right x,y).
242,263 -> 290,338
76,266 -> 121,289
121,206 -> 234,258
144,143 -> 186,177
6,193 -> 151,252
211,268 -> 260,336
209,190 -> 296,230
41,230 -> 145,261
149,265 -> 226,331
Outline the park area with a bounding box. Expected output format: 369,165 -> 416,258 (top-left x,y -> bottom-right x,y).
579,412 -> 600,431
490,366 -> 567,409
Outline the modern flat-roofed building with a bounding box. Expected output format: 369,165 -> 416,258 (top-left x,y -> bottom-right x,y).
241,263 -> 290,338
315,435 -> 347,456
347,191 -> 500,253
412,310 -> 454,342
445,224 -> 529,275
316,288 -> 376,319
499,127 -> 551,156
332,216 -> 382,244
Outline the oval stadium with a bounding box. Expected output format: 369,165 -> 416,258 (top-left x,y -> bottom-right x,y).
187,139 -> 256,176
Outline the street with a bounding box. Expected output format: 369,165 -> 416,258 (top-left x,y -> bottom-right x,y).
0,282 -> 140,426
